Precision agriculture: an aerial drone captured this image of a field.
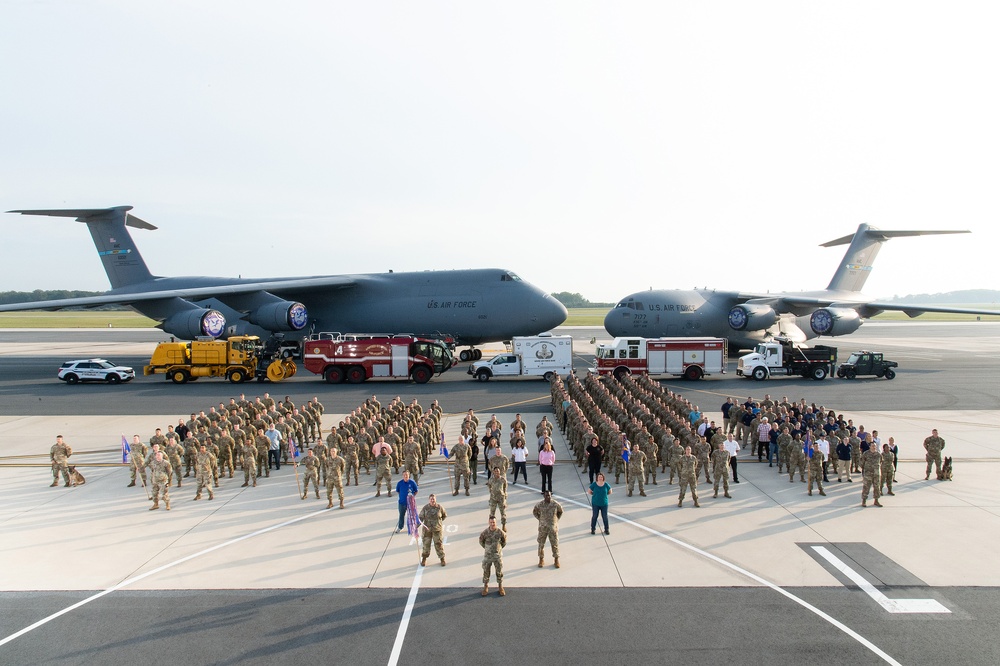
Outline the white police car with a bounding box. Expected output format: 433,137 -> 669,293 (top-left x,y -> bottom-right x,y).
58,359 -> 136,384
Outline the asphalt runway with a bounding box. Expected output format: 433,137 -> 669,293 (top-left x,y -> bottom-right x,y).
2,322 -> 999,666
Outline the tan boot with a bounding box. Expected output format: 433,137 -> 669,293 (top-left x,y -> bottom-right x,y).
376,490 -> 381,497
862,498 -> 867,507
194,494 -> 201,501
440,559 -> 446,566
149,501 -> 159,511
481,585 -> 488,597
677,499 -> 683,507
327,500 -> 333,509
554,558 -> 560,569
538,557 -> 544,568
874,499 -> 883,507
724,492 -> 731,498
340,499 -> 345,509
639,491 -> 647,497
165,500 -> 171,511
301,492 -> 307,500
694,500 -> 700,508
50,481 -> 59,487
498,586 -> 506,597
465,489 -> 470,496
421,556 -> 427,566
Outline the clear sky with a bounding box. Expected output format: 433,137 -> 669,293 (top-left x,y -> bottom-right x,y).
2,1 -> 997,303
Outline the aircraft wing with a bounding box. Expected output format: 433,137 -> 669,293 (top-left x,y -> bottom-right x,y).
776,295 -> 1000,319
0,276 -> 358,312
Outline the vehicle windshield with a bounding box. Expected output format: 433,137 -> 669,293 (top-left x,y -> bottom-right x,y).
754,344 -> 768,355
414,341 -> 454,370
96,361 -> 117,369
596,346 -> 611,359
846,353 -> 861,364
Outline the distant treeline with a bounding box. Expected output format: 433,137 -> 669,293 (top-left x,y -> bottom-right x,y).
0,290 -> 129,310
551,292 -> 613,308
883,289 -> 999,304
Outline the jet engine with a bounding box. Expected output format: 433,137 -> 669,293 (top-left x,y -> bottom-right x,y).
248,300 -> 309,332
728,304 -> 778,331
162,308 -> 227,339
809,307 -> 862,336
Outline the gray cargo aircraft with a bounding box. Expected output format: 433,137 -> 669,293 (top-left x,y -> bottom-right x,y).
605,224 -> 998,350
2,206 -> 567,356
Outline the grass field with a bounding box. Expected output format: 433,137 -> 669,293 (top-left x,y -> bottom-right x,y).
0,307 -> 996,329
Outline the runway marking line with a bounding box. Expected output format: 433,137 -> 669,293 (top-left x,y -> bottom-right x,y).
547,489 -> 904,666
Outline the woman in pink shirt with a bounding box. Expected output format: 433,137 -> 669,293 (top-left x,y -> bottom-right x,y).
538,439 -> 556,493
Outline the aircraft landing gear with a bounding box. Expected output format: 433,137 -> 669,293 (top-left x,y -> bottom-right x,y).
459,348 -> 482,362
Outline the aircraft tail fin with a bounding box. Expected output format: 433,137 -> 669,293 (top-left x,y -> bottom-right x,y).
822,224 -> 970,292
8,206 -> 157,289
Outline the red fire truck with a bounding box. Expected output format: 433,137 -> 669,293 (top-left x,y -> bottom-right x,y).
302,333 -> 454,384
592,337 -> 728,380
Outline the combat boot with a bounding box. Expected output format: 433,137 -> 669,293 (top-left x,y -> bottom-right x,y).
241,481 -> 248,487
498,586 -> 506,597
315,490 -> 320,499
554,558 -> 560,569
252,481 -> 257,486
538,557 -> 544,568
482,585 -> 488,597
376,490 -> 381,497
724,492 -> 731,498
677,499 -> 683,507
165,500 -> 171,511
714,491 -> 718,498
388,491 -> 393,497
208,491 -> 214,500
440,558 -> 446,566
327,499 -> 333,509
887,491 -> 895,496
50,481 -> 58,487
627,490 -> 633,497
615,475 -> 620,484
177,480 -> 182,488
862,498 -> 867,507
149,501 -> 159,511
339,499 -> 344,509
421,556 -> 427,566
874,499 -> 883,507
301,492 -> 307,500
127,481 -> 136,487
694,500 -> 700,508
453,489 -> 459,496
194,493 -> 201,501
639,490 -> 647,497
465,488 -> 470,496
819,490 -> 826,496
184,471 -> 190,478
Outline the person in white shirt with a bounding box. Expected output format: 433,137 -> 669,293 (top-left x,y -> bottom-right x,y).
723,433 -> 740,483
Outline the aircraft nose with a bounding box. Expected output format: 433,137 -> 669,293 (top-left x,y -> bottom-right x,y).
604,307 -> 623,335
534,293 -> 568,330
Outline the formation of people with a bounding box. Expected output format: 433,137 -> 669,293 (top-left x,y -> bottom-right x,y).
47,379 -> 950,596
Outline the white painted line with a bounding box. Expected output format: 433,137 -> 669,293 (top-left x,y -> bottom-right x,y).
550,491 -> 904,666
811,546 -> 950,614
387,564 -> 424,666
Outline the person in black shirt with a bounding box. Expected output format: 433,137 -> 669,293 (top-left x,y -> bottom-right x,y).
585,436 -> 604,484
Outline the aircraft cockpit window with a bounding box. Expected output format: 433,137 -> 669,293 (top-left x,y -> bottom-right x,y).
501,272 -> 522,282
634,302 -> 644,311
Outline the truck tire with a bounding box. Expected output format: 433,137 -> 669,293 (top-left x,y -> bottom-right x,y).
613,366 -> 631,380
836,368 -> 845,378
64,374 -> 79,385
543,371 -> 555,382
170,370 -> 189,384
811,365 -> 828,380
325,366 -> 345,384
228,369 -> 246,384
751,366 -> 767,381
844,368 -> 856,380
412,366 -> 432,384
476,369 -> 491,382
106,374 -> 122,385
884,368 -> 896,380
346,366 -> 366,384
684,365 -> 704,381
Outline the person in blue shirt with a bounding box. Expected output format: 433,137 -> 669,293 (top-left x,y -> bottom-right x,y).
588,472 -> 613,535
394,470 -> 418,533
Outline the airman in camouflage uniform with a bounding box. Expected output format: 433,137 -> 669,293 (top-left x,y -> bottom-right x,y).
301,449 -> 321,499
488,467 -> 508,529
861,446 -> 883,507
638,431 -> 659,485
677,446 -> 700,507
193,444 -> 216,500
374,446 -> 393,497
323,447 -> 346,509
164,436 -> 184,487
240,441 -> 258,487
450,438 -> 472,496
626,444 -> 647,497
788,437 -> 806,483
807,444 -> 826,496
924,429 -> 946,480
149,451 -> 171,511
694,437 -> 712,484
217,428 -> 235,478
419,494 -> 447,566
402,436 -> 421,481
127,435 -> 148,487
711,442 -> 732,498
879,443 -> 896,497
776,427 -> 793,474
533,491 -> 564,568
667,439 -> 684,485
342,436 -> 361,486
479,516 -> 507,597
50,435 -> 73,487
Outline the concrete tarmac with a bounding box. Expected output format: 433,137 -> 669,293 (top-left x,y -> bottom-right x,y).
2,322 -> 999,665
